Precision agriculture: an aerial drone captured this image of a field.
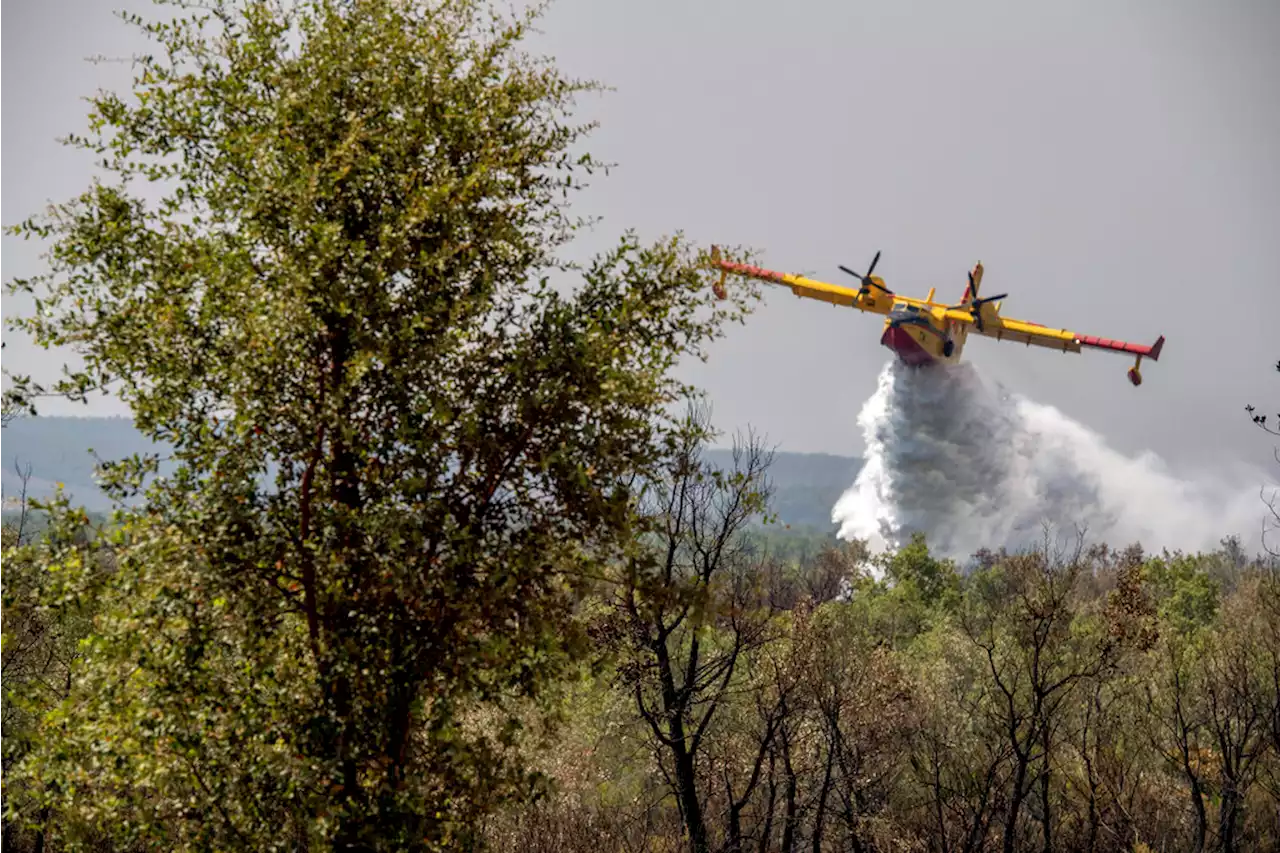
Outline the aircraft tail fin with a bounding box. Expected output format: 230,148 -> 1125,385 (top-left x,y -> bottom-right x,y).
1149,334 -> 1165,361
960,262 -> 985,305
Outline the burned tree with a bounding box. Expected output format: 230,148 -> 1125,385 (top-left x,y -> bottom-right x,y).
613,404 -> 778,853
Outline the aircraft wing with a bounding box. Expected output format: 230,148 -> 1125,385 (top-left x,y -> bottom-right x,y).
943,308 -> 1165,361
712,258 -> 881,312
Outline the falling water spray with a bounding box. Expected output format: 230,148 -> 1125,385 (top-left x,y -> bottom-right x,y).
832,359 -> 1267,562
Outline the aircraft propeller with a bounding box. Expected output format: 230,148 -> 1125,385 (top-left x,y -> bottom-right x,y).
953,271 -> 1006,331
838,250 -> 894,296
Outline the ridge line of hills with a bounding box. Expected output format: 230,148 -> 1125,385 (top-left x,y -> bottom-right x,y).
0,416 -> 863,532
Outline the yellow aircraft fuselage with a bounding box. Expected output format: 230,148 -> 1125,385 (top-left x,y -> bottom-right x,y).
709,249 -> 1165,386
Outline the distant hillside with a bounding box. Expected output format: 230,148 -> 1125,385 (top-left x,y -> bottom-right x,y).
1,417 -> 862,528
1,416 -> 167,511
701,448 -> 861,532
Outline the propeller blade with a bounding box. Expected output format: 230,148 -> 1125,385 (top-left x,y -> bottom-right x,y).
839,252 -> 893,295
962,287 -> 1007,333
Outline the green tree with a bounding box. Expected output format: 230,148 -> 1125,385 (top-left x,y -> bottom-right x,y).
864,532 -> 960,646
3,1 -> 758,849
1144,552 -> 1221,634
878,532 -> 960,610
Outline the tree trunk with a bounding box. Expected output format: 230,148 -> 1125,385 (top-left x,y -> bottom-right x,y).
726,773 -> 744,853
675,747 -> 710,853
1003,751 -> 1031,853
811,744 -> 835,853
758,752 -> 778,853
1039,726 -> 1053,853
1218,785 -> 1241,853
332,663 -> 371,851
1188,774 -> 1207,853
32,806 -> 49,853
1084,786 -> 1098,853
780,732 -> 799,853
929,745 -> 951,853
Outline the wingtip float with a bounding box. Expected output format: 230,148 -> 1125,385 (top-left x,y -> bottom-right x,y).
709,246 -> 1165,387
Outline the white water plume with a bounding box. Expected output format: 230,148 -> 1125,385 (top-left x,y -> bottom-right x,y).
833,359 -> 1271,563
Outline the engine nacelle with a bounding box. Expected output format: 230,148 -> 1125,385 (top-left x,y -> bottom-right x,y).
1127,366 -> 1142,386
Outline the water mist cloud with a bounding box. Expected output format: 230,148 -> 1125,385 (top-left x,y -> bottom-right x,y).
832,359 -> 1272,562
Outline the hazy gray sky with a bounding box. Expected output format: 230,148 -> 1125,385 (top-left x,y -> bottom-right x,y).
4,0 -> 1279,472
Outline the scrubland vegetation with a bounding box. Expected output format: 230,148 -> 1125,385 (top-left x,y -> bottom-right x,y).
3,1 -> 1277,851
479,472 -> 1280,853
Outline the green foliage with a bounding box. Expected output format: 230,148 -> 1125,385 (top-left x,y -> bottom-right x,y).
1,492 -> 106,851
485,532 -> 1280,853
876,531 -> 960,610
1144,552 -> 1221,633
2,0 -> 760,849
842,532 -> 962,647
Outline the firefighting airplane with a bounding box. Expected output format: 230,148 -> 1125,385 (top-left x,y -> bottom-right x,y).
709,247 -> 1165,386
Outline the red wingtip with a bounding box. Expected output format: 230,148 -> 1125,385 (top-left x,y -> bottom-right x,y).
1076,333 -> 1166,360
